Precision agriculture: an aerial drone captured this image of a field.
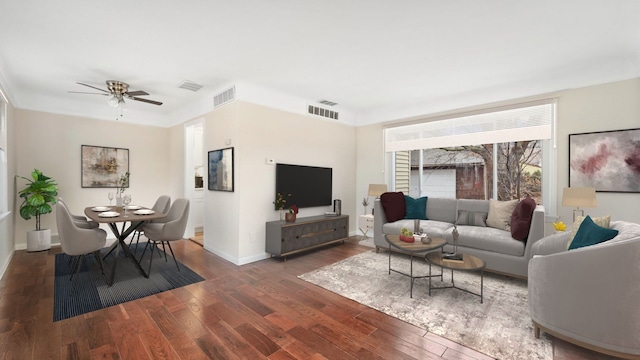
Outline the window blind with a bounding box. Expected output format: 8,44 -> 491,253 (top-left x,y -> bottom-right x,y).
385,99 -> 556,152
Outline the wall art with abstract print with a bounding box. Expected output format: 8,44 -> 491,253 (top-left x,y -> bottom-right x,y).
569,128 -> 640,192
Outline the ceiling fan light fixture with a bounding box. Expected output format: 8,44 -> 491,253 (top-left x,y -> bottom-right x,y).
108,95 -> 119,107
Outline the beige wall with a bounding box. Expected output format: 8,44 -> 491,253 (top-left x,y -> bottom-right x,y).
202,101 -> 357,264
355,77 -> 640,228
12,110 -> 175,248
555,78 -> 640,224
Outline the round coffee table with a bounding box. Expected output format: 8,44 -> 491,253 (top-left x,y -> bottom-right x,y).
385,234 -> 446,298
425,252 -> 486,303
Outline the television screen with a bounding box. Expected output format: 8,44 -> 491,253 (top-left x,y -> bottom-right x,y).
276,164 -> 332,209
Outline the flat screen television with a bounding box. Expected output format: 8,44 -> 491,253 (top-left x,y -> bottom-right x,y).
275,163 -> 332,209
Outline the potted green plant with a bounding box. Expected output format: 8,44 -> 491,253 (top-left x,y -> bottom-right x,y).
114,171 -> 130,208
18,169 -> 58,251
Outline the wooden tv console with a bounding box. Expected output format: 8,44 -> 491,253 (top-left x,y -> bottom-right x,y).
265,215 -> 349,258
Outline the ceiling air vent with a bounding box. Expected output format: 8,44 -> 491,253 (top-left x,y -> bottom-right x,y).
214,86 -> 236,108
177,80 -> 205,92
318,99 -> 338,106
308,105 -> 339,120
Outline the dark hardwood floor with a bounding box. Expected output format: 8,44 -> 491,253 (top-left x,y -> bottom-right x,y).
0,237 -> 620,359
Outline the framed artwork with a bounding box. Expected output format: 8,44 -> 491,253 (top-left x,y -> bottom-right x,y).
208,147 -> 234,192
569,128 -> 640,193
81,145 -> 129,188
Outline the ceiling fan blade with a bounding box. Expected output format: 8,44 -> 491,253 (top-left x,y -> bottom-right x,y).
126,90 -> 149,96
131,96 -> 163,106
68,91 -> 109,96
76,82 -> 110,93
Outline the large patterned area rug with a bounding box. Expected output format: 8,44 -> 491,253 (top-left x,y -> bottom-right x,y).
299,250 -> 552,359
54,244 -> 205,322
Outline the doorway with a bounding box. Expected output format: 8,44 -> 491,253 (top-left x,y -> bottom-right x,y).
184,119 -> 204,245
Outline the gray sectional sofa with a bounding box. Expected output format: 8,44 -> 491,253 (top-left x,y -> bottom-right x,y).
373,197 -> 545,278
528,221 -> 640,359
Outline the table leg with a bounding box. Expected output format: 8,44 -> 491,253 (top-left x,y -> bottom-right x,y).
106,221 -> 148,286
428,262 -> 432,296
388,245 -> 391,275
410,253 -> 414,298
480,269 -> 484,304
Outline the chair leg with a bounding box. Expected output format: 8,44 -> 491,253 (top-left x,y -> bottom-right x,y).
94,250 -> 105,275
71,255 -> 84,295
166,242 -> 180,271
70,256 -> 80,279
147,241 -> 156,275
161,242 -> 168,262
134,230 -> 142,253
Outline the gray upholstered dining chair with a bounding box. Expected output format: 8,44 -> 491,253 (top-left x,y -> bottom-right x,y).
56,202 -> 107,293
58,197 -> 99,229
138,198 -> 189,274
128,195 -> 171,251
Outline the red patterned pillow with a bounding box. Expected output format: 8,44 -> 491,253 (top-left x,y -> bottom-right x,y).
380,192 -> 406,222
510,197 -> 537,241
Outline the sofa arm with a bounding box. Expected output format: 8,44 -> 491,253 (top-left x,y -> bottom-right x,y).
373,199 -> 387,247
528,239 -> 640,357
531,231 -> 571,256
523,205 -> 545,259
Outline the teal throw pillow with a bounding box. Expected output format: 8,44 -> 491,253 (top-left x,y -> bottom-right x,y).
568,215 -> 618,250
404,196 -> 428,220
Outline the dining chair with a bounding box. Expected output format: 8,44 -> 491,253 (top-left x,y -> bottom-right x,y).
56,202 -> 107,294
139,198 -> 189,274
128,195 -> 171,251
58,197 -> 99,229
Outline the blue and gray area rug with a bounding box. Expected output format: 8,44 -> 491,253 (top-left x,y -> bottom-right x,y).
54,244 -> 204,322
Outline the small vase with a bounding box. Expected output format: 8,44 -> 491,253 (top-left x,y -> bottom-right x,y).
116,195 -> 123,211
285,213 -> 296,222
279,209 -> 285,223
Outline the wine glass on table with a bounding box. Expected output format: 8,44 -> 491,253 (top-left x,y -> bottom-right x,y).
108,192 -> 114,206
123,194 -> 131,217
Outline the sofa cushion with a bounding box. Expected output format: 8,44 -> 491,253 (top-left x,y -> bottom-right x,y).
455,210 -> 487,227
486,199 -> 518,231
510,197 -> 537,241
404,196 -> 427,220
450,225 -> 525,256
567,215 -> 611,249
425,198 -> 457,223
568,215 -> 619,250
380,192 -> 405,222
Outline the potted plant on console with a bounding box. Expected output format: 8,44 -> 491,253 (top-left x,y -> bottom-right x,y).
18,169 -> 58,252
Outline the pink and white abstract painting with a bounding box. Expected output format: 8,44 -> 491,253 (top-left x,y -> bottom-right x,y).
569,128 -> 640,192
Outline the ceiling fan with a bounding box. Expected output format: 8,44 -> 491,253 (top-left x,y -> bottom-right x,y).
69,80 -> 163,107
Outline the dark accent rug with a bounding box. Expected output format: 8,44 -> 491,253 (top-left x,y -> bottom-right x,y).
54,244 -> 205,322
299,250 -> 552,360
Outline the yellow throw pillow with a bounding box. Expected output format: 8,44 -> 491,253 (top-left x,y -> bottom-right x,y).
566,215 -> 611,250
486,199 -> 518,231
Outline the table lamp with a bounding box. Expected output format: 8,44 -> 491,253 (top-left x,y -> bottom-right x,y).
368,184 -> 387,215
562,187 -> 597,222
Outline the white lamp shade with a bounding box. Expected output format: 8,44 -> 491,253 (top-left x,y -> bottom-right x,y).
562,187 -> 597,208
368,184 -> 387,197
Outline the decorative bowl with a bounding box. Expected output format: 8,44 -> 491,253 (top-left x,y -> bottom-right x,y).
399,235 -> 415,243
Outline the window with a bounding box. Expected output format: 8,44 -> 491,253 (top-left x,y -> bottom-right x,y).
386,100 -> 555,205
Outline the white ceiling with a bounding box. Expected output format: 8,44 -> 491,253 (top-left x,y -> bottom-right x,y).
1,0 -> 639,127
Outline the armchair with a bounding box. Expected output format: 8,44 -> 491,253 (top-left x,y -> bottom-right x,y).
528,221 -> 640,359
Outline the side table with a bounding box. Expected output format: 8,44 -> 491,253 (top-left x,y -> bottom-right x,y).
425,252 -> 486,303
358,214 -> 374,238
